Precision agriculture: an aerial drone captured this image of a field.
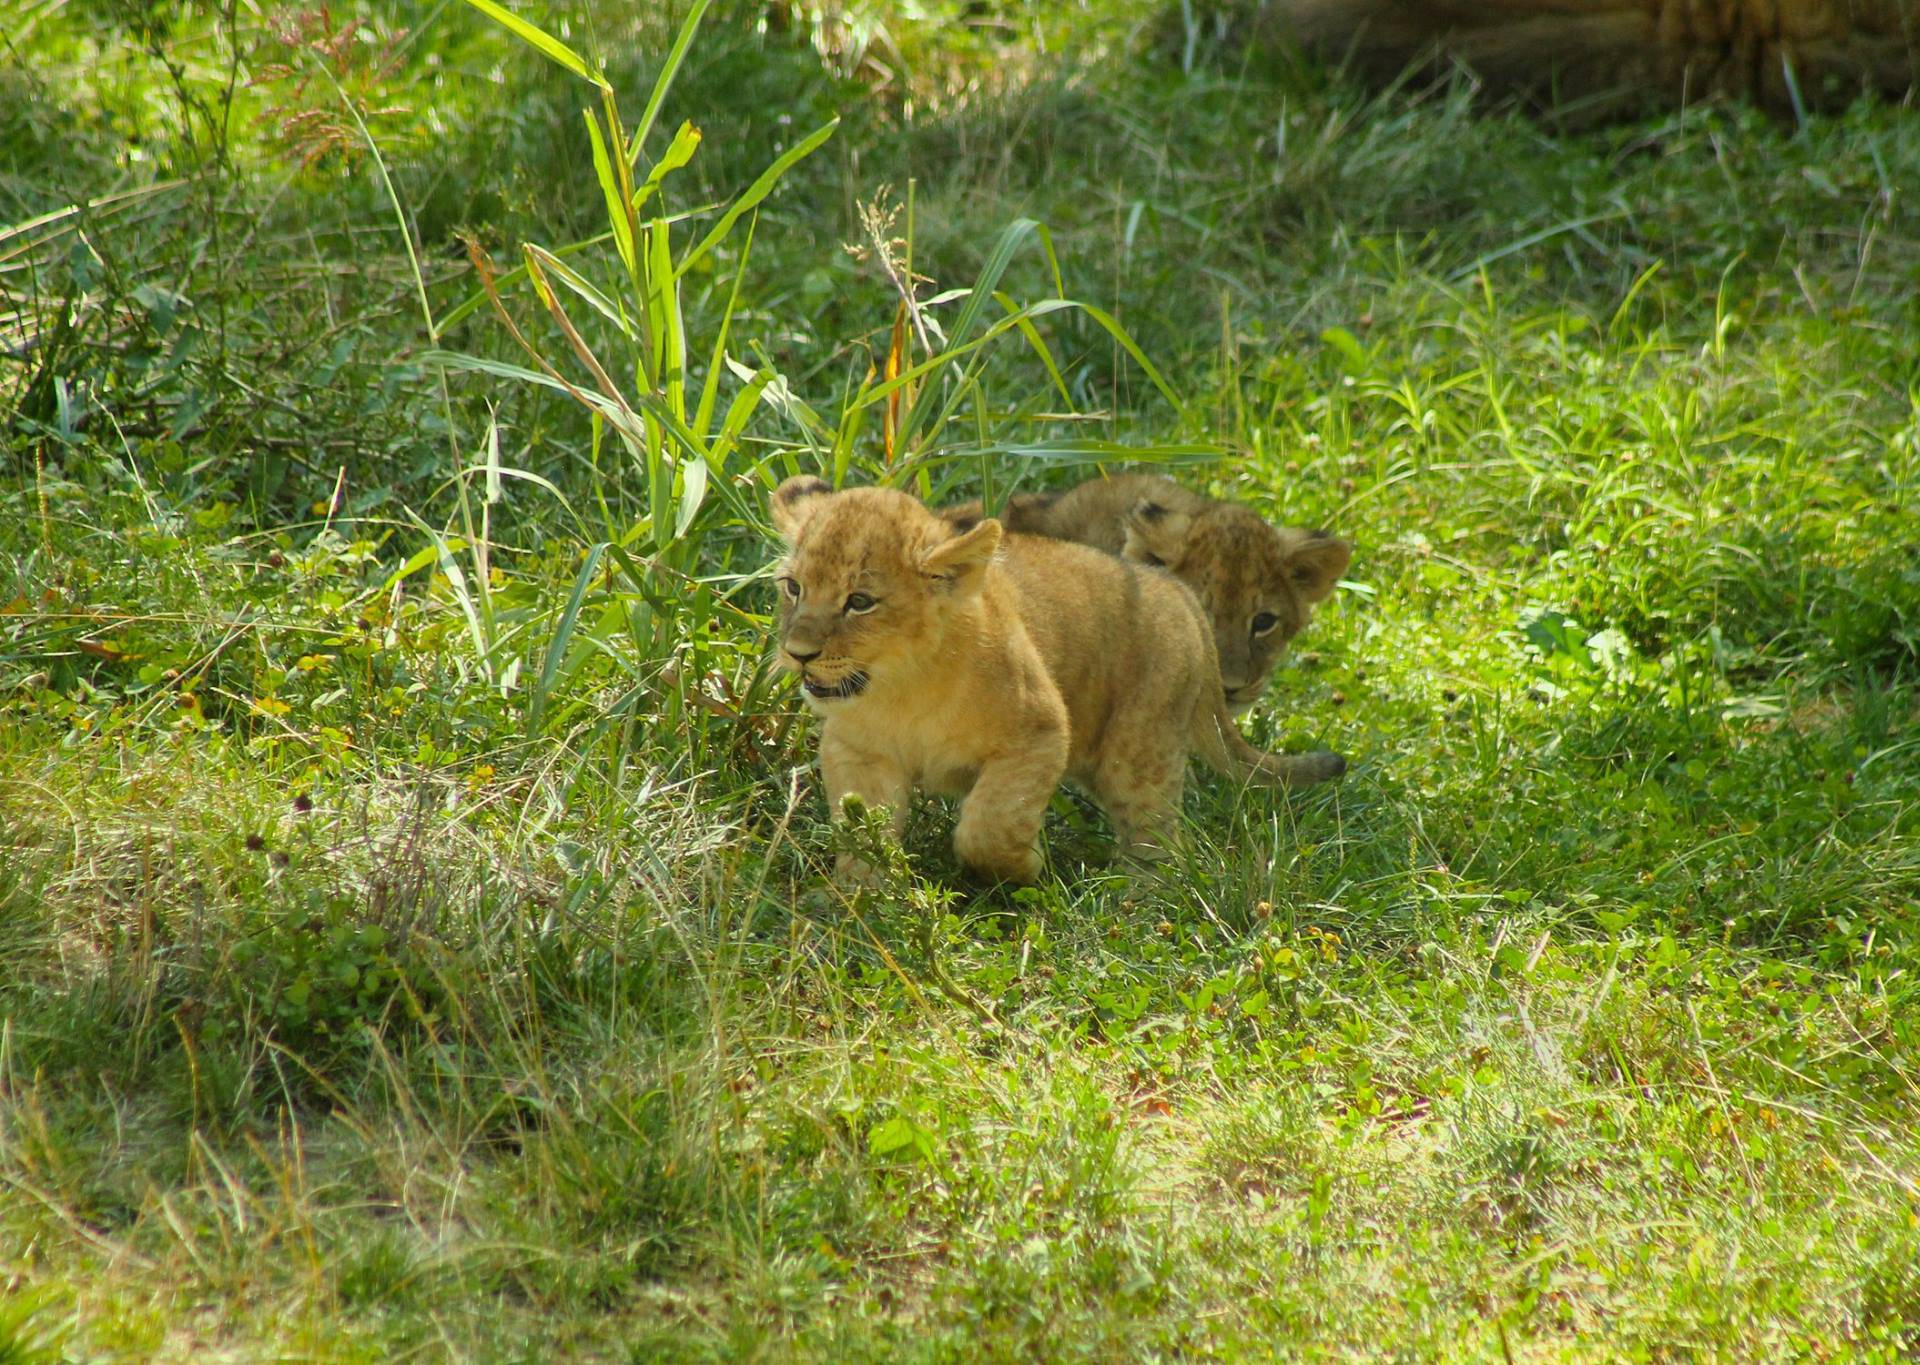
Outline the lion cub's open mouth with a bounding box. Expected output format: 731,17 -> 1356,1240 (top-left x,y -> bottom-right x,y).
803,670 -> 869,701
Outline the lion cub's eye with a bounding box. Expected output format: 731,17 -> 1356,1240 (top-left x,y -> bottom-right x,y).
1251,612 -> 1281,637
777,577 -> 801,601
844,592 -> 878,614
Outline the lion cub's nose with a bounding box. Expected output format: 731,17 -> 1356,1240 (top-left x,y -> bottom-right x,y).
788,646 -> 822,664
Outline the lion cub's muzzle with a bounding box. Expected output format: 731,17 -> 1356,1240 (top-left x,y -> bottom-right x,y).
779,637 -> 869,702
802,669 -> 869,700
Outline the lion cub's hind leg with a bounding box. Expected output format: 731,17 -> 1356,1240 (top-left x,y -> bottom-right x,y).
1090,728 -> 1190,862
952,738 -> 1066,885
1089,623 -> 1209,861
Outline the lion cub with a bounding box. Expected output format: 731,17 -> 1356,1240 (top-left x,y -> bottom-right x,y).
770,476 -> 1345,885
944,472 -> 1351,713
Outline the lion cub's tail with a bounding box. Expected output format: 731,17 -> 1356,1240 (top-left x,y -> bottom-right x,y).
1192,697 -> 1346,790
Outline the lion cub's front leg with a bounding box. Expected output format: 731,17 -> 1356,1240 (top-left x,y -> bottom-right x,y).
819,731 -> 911,888
952,731 -> 1068,885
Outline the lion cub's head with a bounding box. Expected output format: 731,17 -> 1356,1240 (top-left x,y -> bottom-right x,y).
1124,498 -> 1351,713
768,477 -> 1001,705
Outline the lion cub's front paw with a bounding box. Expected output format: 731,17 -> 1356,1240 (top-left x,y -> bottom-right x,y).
953,830 -> 1043,885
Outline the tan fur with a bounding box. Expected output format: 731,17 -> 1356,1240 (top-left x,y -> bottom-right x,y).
1256,0 -> 1916,122
770,477 -> 1345,886
944,472 -> 1351,715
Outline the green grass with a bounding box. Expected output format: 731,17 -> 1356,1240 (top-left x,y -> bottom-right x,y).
4,1 -> 1920,1358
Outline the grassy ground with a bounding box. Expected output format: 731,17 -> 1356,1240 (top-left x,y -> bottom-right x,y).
4,1 -> 1920,1358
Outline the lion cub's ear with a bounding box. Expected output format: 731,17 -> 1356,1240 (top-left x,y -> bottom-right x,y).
1283,531 -> 1352,604
921,518 -> 1002,596
1122,498 -> 1193,568
770,476 -> 833,543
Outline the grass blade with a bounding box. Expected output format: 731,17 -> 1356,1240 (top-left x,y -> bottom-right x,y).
994,289 -> 1072,408
1060,299 -> 1185,415
456,0 -> 606,88
584,110 -> 640,289
632,0 -> 713,163
647,219 -> 685,420
635,120 -> 702,215
423,349 -> 652,449
520,243 -> 634,338
894,217 -> 1047,450
522,246 -> 635,417
529,541 -> 607,731
707,364 -> 774,473
439,222 -> 711,334
673,118 -> 839,281
693,210 -> 756,443
404,509 -> 494,686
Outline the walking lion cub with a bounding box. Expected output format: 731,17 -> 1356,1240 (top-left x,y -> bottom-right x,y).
770,476 -> 1345,885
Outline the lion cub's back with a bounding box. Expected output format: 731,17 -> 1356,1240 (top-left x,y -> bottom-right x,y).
1002,471 -> 1206,555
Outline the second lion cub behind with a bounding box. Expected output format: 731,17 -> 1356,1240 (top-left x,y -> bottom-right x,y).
771,477 -> 1344,885
944,472 -> 1352,713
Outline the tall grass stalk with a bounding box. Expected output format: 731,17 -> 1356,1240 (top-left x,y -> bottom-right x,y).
430,0 -> 1205,757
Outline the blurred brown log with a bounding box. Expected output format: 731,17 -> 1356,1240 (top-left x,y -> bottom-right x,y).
1259,0 -> 1918,119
